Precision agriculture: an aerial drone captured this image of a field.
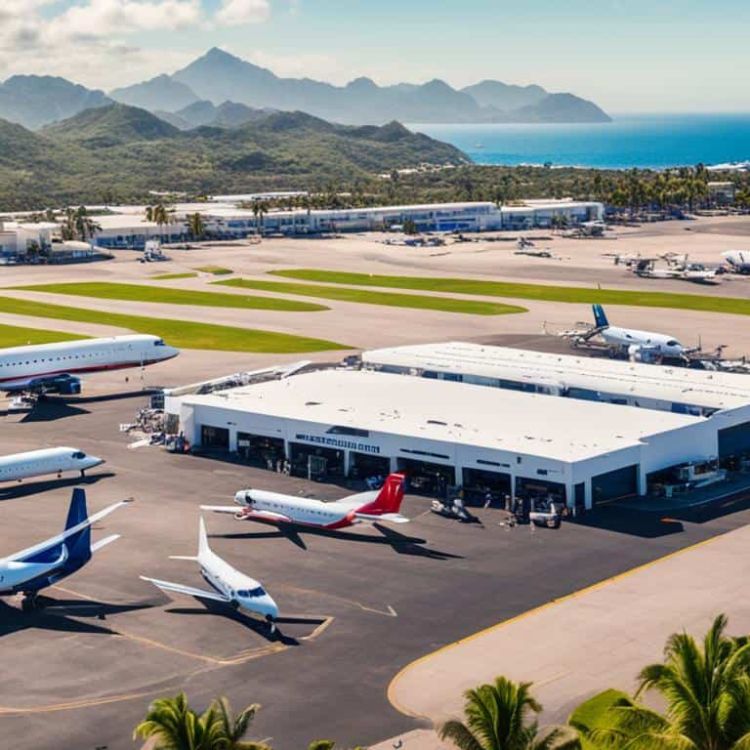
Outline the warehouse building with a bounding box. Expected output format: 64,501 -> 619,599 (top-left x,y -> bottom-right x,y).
165,367 -> 729,512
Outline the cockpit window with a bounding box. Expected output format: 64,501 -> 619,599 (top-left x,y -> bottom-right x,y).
154,339 -> 166,347
667,340 -> 680,347
71,451 -> 86,459
238,587 -> 266,598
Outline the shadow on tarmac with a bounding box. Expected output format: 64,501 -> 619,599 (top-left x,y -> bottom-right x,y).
0,596 -> 156,638
212,521 -> 464,560
0,472 -> 115,501
572,507 -> 685,538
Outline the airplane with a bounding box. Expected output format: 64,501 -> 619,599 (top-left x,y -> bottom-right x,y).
141,517 -> 280,631
722,250 -> 750,274
0,334 -> 179,396
557,305 -> 689,361
0,447 -> 104,484
202,473 -> 409,531
0,488 -> 127,612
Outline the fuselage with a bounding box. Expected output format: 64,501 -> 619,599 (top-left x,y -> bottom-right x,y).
199,546 -> 278,620
234,488 -> 367,530
723,251 -> 750,274
0,447 -> 103,484
0,335 -> 179,391
601,326 -> 685,356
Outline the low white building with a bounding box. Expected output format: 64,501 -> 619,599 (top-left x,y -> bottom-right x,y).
165,367 -> 725,511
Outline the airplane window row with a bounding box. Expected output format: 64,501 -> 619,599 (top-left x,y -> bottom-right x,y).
0,350 -> 124,367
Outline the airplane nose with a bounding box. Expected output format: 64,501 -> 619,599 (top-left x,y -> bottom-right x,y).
234,491 -> 248,506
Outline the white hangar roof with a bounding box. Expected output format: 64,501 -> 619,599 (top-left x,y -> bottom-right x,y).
178,369 -> 703,464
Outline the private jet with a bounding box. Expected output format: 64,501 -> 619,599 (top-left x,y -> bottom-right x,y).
141,517 -> 279,631
0,334 -> 179,395
0,447 -> 104,484
202,473 -> 408,530
0,488 -> 127,611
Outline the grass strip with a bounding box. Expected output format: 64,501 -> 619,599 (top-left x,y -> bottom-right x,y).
13,282 -> 328,313
271,269 -> 750,316
150,272 -> 199,280
0,323 -> 86,348
214,278 -> 526,316
194,265 -> 233,275
0,296 -> 348,353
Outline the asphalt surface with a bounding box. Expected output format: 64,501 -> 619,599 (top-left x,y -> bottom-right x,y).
2,391 -> 750,750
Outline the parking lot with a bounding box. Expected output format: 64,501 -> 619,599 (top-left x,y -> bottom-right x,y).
2,390 -> 750,750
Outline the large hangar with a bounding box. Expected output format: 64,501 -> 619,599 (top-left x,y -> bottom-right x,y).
165,368 -> 721,511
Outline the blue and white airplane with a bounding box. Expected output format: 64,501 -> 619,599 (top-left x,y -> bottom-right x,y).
141,517 -> 280,632
0,488 -> 127,612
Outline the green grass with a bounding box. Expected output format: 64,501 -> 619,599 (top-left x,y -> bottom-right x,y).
150,272 -> 199,280
272,269 -> 750,317
0,323 -> 86,348
214,278 -> 526,316
13,282 -> 328,313
194,265 -> 233,276
0,296 -> 348,353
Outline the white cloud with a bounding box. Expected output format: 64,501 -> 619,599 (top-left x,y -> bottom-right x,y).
216,0 -> 271,25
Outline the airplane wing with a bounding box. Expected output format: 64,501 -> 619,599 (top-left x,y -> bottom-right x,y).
91,534 -> 120,553
199,506 -> 294,523
139,576 -> 231,603
355,512 -> 410,524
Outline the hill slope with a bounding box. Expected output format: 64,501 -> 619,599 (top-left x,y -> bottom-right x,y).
110,74 -> 199,112
0,106 -> 468,209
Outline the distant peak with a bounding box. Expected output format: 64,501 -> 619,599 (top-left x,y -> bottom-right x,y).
203,47 -> 240,62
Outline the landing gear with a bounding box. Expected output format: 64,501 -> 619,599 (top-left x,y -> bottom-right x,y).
80,469 -> 86,478
21,592 -> 40,613
266,616 -> 277,635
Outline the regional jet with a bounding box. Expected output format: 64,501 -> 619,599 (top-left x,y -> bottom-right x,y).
0,447 -> 104,484
141,517 -> 280,631
722,250 -> 750,274
0,488 -> 127,611
0,335 -> 179,395
202,473 -> 409,530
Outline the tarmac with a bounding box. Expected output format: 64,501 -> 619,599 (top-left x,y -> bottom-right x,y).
1,215 -> 750,748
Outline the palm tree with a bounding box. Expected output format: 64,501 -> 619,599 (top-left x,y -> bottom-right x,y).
212,696 -> 269,750
581,614 -> 750,750
146,203 -> 175,241
133,692 -> 222,750
187,212 -> 206,240
439,676 -> 579,750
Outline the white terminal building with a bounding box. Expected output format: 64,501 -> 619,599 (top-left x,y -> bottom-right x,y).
165,342 -> 750,511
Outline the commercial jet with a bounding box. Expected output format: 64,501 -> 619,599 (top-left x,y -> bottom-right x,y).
722,250 -> 750,274
590,304 -> 687,359
202,473 -> 409,530
0,447 -> 104,484
141,517 -> 280,631
0,488 -> 127,611
0,334 -> 179,395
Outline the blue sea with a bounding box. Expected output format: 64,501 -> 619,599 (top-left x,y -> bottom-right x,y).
409,114 -> 750,170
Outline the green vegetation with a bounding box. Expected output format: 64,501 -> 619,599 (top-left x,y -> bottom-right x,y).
0,295 -> 348,353
151,272 -> 199,280
195,265 -> 234,276
273,269 -> 750,317
216,278 -> 526,316
12,282 -> 328,313
0,323 -> 86,348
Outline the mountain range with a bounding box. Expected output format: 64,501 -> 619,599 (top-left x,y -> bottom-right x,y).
0,48 -> 611,131
0,103 -> 467,209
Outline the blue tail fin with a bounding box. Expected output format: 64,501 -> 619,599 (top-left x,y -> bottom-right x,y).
63,488 -> 92,564
592,304 -> 609,329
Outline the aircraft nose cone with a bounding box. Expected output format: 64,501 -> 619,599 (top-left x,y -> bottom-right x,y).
88,456 -> 105,468
234,491 -> 248,506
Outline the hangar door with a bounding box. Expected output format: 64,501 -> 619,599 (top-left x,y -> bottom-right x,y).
591,464 -> 638,505
718,422 -> 750,461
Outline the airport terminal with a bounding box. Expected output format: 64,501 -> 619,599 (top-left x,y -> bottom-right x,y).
164,342 -> 750,510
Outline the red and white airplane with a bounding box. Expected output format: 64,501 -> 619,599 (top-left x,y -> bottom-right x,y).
202,473 -> 408,530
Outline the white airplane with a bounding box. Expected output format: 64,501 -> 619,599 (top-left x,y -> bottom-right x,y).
202,473 -> 408,530
0,334 -> 179,395
0,447 -> 104,484
0,487 -> 127,611
591,305 -> 687,359
722,250 -> 750,274
141,517 -> 280,631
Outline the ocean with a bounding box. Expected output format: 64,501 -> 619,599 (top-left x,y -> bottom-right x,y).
409,114 -> 750,170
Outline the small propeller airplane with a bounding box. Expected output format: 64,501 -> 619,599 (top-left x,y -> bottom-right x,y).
141,517 -> 280,632
201,473 -> 409,531
0,488 -> 128,612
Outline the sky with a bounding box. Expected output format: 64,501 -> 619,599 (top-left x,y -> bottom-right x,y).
0,0 -> 748,112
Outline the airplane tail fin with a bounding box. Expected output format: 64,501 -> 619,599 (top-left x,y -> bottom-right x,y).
356,473 -> 406,516
592,304 -> 609,329
63,488 -> 92,563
